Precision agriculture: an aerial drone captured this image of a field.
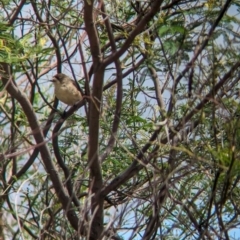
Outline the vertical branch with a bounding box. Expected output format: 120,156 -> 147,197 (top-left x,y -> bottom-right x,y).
99,2 -> 123,162
84,0 -> 104,238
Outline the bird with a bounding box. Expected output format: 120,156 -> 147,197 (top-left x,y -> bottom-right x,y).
50,73 -> 82,105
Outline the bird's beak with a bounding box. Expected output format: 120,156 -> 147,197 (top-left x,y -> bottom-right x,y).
50,77 -> 57,83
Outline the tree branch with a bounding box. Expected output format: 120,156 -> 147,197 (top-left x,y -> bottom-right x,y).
1,64 -> 80,231
84,0 -> 104,238
103,0 -> 164,67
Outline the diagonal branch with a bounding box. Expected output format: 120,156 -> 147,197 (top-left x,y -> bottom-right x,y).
1,63 -> 79,231
101,60 -> 240,196
8,0 -> 27,25
167,0 -> 233,113
103,0 -> 164,67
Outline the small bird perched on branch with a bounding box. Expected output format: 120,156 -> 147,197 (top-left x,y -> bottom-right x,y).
50,73 -> 82,105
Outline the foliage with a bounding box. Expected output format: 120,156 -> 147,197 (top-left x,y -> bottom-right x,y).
0,0 -> 240,239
